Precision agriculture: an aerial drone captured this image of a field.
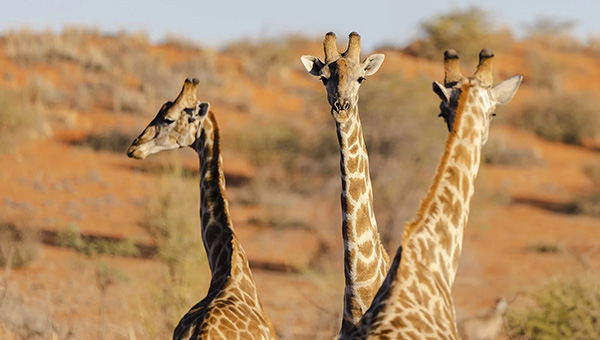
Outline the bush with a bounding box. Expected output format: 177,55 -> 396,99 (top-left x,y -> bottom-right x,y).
483,134 -> 542,167
524,17 -> 584,51
513,92 -> 600,145
0,223 -> 41,268
73,129 -> 138,153
526,49 -> 562,92
506,277 -> 600,339
405,7 -> 513,61
57,224 -> 139,257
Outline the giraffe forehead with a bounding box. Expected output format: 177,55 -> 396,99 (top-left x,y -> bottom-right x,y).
330,58 -> 361,79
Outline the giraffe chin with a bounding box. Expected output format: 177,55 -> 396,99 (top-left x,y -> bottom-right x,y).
332,109 -> 351,123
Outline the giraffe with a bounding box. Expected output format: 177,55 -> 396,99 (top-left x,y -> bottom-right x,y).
341,49 -> 522,339
127,78 -> 275,340
300,32 -> 389,333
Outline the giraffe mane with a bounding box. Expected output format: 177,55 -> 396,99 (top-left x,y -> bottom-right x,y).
401,83 -> 472,242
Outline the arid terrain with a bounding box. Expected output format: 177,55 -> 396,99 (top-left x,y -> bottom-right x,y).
0,15 -> 599,340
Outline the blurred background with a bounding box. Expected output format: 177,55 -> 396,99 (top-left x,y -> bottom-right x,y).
0,1 -> 599,339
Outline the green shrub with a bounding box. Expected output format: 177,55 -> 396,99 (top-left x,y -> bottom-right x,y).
57,224 -> 139,257
0,223 -> 41,268
513,93 -> 600,145
506,277 -> 600,339
405,7 -> 513,61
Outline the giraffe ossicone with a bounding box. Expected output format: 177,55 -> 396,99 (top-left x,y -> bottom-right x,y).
341,49 -> 521,339
128,78 -> 275,340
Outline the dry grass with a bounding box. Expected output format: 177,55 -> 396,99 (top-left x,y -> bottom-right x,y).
0,88 -> 46,152
224,35 -> 308,84
138,163 -> 209,338
0,223 -> 40,269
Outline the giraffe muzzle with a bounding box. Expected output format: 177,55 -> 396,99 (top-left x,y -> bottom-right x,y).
332,99 -> 353,122
126,144 -> 145,159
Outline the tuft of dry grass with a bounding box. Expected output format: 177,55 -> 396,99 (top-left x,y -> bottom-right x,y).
0,223 -> 41,269
0,88 -> 46,152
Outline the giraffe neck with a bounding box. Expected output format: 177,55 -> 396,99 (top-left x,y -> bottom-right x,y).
336,107 -> 390,333
195,111 -> 238,280
172,111 -> 272,338
402,84 -> 482,286
346,84 -> 485,339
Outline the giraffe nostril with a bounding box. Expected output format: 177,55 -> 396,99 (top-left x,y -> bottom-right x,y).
334,100 -> 342,111
343,101 -> 350,110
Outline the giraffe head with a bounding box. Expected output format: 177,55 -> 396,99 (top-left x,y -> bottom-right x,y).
301,32 -> 384,123
432,49 -> 522,144
127,78 -> 210,159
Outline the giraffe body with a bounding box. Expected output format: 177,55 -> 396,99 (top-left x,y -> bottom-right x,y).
342,50 -> 521,339
127,79 -> 274,340
301,32 -> 389,333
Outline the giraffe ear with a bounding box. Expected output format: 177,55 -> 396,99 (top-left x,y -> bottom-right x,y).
362,54 -> 385,76
492,75 -> 523,105
432,81 -> 451,102
300,55 -> 325,76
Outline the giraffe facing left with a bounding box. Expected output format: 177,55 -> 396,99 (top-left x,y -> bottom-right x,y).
127,78 -> 275,340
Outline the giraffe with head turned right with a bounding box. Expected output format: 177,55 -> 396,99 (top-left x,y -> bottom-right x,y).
300,32 -> 388,334
342,49 -> 522,339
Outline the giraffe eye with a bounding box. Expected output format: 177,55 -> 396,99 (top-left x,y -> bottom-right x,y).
358,77 -> 365,84
164,117 -> 175,125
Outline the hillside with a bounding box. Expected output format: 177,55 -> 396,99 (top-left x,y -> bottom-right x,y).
0,26 -> 599,339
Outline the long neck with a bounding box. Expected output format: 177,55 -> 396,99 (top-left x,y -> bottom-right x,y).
174,111 -> 273,339
401,84 -> 482,287
348,84 -> 484,339
336,107 -> 390,333
194,112 -> 261,305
